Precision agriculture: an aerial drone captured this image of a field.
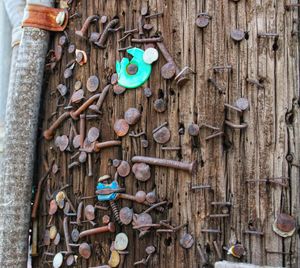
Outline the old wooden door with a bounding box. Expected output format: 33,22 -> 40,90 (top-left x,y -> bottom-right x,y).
33,0 -> 300,267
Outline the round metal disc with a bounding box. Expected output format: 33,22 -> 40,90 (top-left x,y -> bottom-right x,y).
153,126 -> 171,144
71,228 -> 80,243
161,62 -> 176,79
108,250 -> 120,268
49,225 -> 57,240
143,48 -> 159,64
114,233 -> 128,251
235,97 -> 249,111
119,207 -> 133,225
87,75 -> 99,92
53,252 -> 63,268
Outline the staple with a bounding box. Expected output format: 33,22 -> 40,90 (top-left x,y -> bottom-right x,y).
244,230 -> 264,236
191,184 -> 211,190
201,229 -> 221,233
118,46 -> 133,52
257,32 -> 279,38
205,132 -> 224,140
145,12 -> 164,19
152,122 -> 168,133
246,78 -> 264,89
213,65 -> 232,72
209,214 -> 230,218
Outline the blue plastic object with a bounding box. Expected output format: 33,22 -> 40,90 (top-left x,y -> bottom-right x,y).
96,181 -> 119,201
116,47 -> 152,89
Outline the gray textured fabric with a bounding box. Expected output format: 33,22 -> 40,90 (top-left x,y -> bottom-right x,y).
0,0 -> 52,266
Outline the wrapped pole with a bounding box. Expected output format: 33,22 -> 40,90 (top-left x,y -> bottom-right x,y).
0,0 -> 53,266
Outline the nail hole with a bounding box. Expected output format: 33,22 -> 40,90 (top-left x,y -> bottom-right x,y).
167,202 -> 173,209
169,88 -> 175,96
285,111 -> 294,125
205,243 -> 211,254
158,89 -> 164,99
272,42 -> 279,51
164,237 -> 172,246
244,31 -> 249,40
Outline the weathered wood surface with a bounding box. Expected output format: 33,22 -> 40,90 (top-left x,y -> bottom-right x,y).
34,0 -> 299,267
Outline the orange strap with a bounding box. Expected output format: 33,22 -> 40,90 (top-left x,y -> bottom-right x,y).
22,4 -> 68,32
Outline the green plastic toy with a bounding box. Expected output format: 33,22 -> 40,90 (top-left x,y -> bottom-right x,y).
116,47 -> 152,89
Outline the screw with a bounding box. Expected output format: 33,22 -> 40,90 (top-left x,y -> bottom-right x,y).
70,93 -> 100,120
75,15 -> 99,39
43,112 -> 70,140
132,156 -> 197,174
94,18 -> 119,48
79,222 -> 116,238
89,84 -> 111,114
109,200 -> 123,226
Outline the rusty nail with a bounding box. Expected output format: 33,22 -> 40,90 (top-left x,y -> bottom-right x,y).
79,223 -> 116,238
63,217 -> 72,253
75,15 -> 99,39
70,93 -> 100,120
132,156 -> 197,174
94,18 -> 119,48
230,29 -> 245,42
43,112 -> 70,140
88,154 -> 93,177
131,36 -> 163,43
79,114 -> 85,148
152,122 -> 168,133
246,78 -> 264,89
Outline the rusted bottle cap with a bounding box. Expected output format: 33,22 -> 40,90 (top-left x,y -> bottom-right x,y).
124,108 -> 141,125
179,233 -> 194,249
273,213 -> 296,237
108,250 -> 120,267
161,62 -> 176,79
154,98 -> 167,113
230,29 -> 245,42
119,207 -> 133,225
87,127 -> 100,143
114,233 -> 128,251
114,119 -> 129,137
79,242 -> 91,259
188,123 -> 200,136
84,205 -> 95,221
132,163 -> 151,182
71,228 -> 80,243
113,84 -> 126,95
117,160 -> 131,177
53,252 -> 64,268
135,191 -> 147,203
153,126 -> 171,144
49,225 -> 57,240
87,75 -> 100,92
